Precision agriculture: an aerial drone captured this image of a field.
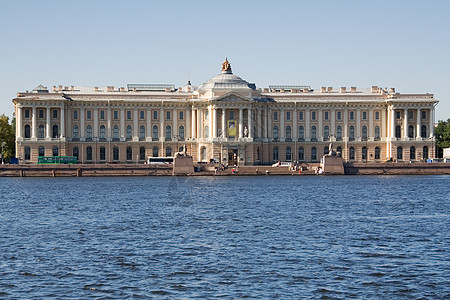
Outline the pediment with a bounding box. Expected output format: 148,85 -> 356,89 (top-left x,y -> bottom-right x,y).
212,92 -> 254,103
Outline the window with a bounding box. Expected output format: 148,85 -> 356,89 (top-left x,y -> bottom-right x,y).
72,147 -> 78,160
24,124 -> 31,138
336,126 -> 342,140
375,111 -> 380,120
362,126 -> 368,140
204,126 -> 209,138
53,110 -> 58,119
204,110 -> 209,120
86,125 -> 92,139
349,147 -> 355,160
421,125 -> 427,138
52,146 -> 59,157
273,147 -> 279,161
285,126 -> 291,140
113,110 -> 119,120
139,125 -> 145,139
153,146 -> 159,157
24,109 -> 30,119
375,126 -> 380,140
408,110 -> 413,120
362,146 -> 367,160
298,126 -> 304,140
311,147 -> 317,161
127,110 -> 132,120
73,125 -> 79,139
140,146 -> 146,160
113,146 -> 119,161
113,125 -> 119,139
421,111 -> 426,119
165,125 -> 172,139
153,111 -> 158,120
201,146 -> 207,161
311,126 -> 316,140
179,111 -> 184,120
423,146 -> 428,159
140,111 -> 145,120
126,125 -> 132,139
87,147 -> 92,161
179,125 -> 185,139
273,126 -> 279,139
323,126 -> 330,140
324,146 -> 329,155
298,147 -> 304,161
166,111 -> 171,120
100,147 -> 106,161
126,146 -> 132,160
408,125 -> 414,138
100,125 -> 106,139
311,111 -> 316,120
337,111 -> 342,120
286,111 -> 291,121
324,111 -> 329,120
24,147 -> 31,160
38,109 -> 44,119
299,111 -> 304,121
397,146 -> 403,160
100,110 -> 105,120
86,110 -> 91,120
362,111 -> 367,120
396,111 -> 401,119
375,147 -> 380,160
273,111 -> 278,121
349,126 -> 355,140
229,111 -> 235,120
152,125 -> 159,140
166,147 -> 172,157
73,110 -> 78,120
395,125 -> 401,139
52,124 -> 59,138
337,146 -> 342,156
286,147 -> 292,161
410,146 -> 416,160
38,146 -> 45,157
350,111 -> 354,120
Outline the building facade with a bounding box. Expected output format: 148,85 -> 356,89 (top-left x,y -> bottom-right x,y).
13,59 -> 438,164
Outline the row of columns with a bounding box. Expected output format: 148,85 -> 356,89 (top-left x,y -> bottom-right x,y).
388,107 -> 434,140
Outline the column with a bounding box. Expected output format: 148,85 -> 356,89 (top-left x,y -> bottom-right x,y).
257,108 -> 262,139
80,108 -> 85,140
267,108 -> 272,139
212,107 -> 217,138
247,107 -> 252,138
173,108 -> 178,138
94,108 -> 98,138
264,109 -> 268,139
330,108 -> 335,140
390,107 -> 395,140
17,106 -> 22,139
67,108 -> 71,140
107,103 -> 112,140
238,108 -> 243,139
381,109 -> 387,140
293,106 -> 298,140
416,108 -> 421,139
403,109 -> 408,139
146,109 -> 151,140
198,109 -> 203,138
46,107 -> 51,139
343,107 -> 348,141
159,107 -> 164,140
133,108 -> 138,140
185,107 -> 190,139
209,106 -> 213,139
60,106 -> 65,138
356,109 -> 361,140
191,108 -> 196,139
221,108 -> 226,138
305,108 -> 310,140
280,108 -> 285,140
31,107 -> 37,139
368,108 -> 373,140
120,108 -> 125,139
318,108 -> 323,140
429,107 -> 434,138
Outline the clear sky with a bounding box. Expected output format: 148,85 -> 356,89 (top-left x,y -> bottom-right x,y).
1,0 -> 449,121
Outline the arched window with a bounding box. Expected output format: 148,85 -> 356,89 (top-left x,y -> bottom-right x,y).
349,146 -> 355,160
52,146 -> 59,157
311,126 -> 316,140
311,146 -> 317,161
273,126 -> 279,139
395,125 -> 401,138
362,126 -> 368,140
113,146 -> 119,161
285,126 -> 292,140
165,125 -> 172,140
257,147 -> 261,161
421,125 -> 427,138
73,125 -> 79,139
397,146 -> 403,160
410,146 -> 416,160
38,146 -> 45,157
298,126 -> 304,140
337,146 -> 342,156
100,125 -> 106,139
375,126 -> 380,140
166,147 -> 172,157
336,126 -> 342,140
99,146 -> 106,161
349,126 -> 355,140
179,125 -> 185,139
152,146 -> 159,157
375,146 -> 380,160
139,125 -> 145,140
86,146 -> 92,161
126,146 -> 133,160
24,124 -> 31,138
113,125 -> 119,139
140,146 -> 146,160
323,126 -> 330,141
52,124 -> 59,138
86,125 -> 92,140
200,146 -> 207,161
72,146 -> 79,160
286,147 -> 292,161
152,125 -> 159,140
362,146 -> 367,160
298,147 -> 304,161
38,124 -> 45,138
204,126 -> 209,138
126,125 -> 132,139
408,125 -> 414,138
324,146 -> 329,155
273,147 -> 279,161
24,146 -> 31,160
423,146 -> 428,159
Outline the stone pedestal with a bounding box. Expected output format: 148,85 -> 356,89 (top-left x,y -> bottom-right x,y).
173,155 -> 193,175
321,155 -> 344,175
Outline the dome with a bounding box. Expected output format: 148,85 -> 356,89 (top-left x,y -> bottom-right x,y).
180,80 -> 195,93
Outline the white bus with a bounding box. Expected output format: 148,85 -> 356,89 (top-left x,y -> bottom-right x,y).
147,157 -> 174,165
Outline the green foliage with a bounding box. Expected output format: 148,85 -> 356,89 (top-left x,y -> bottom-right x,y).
435,118 -> 450,157
0,114 -> 15,162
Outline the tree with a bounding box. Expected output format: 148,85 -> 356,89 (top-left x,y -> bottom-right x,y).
0,114 -> 15,162
435,118 -> 450,158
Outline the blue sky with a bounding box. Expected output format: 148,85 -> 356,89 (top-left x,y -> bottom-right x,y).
1,0 -> 449,121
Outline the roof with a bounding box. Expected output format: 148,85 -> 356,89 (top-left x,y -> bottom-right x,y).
127,84 -> 175,92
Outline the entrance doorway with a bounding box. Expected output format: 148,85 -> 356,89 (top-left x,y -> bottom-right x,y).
228,149 -> 238,166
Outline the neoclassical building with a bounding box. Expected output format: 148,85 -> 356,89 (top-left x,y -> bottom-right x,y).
13,59 -> 438,164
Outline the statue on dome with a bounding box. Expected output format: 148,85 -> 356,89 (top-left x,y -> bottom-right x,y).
222,58 -> 232,72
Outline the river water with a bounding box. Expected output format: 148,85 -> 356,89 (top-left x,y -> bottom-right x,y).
0,175 -> 449,299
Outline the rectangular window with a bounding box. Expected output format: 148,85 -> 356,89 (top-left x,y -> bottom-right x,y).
38,109 -> 44,119
421,111 -> 426,119
350,111 -> 354,120
53,109 -> 58,119
375,111 -> 380,120
204,110 -> 209,120
286,111 -> 291,121
273,111 -> 278,121
229,111 -> 235,120
127,110 -> 132,120
153,111 -> 158,120
408,110 -> 414,120
140,111 -> 145,120
396,111 -> 401,119
362,111 -> 367,120
24,109 -> 30,119
179,111 -> 184,120
100,110 -> 105,120
166,111 -> 171,120
73,110 -> 78,120
311,111 -> 316,120
324,111 -> 329,120
86,110 -> 91,120
113,110 -> 119,120
337,111 -> 342,120
299,111 -> 304,121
